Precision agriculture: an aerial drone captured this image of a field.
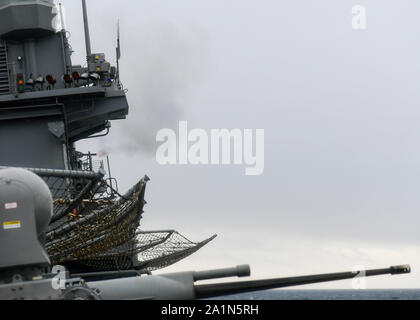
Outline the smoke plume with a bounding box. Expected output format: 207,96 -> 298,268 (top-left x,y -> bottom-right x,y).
107,23 -> 209,155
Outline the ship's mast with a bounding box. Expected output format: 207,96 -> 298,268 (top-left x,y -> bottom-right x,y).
82,0 -> 92,57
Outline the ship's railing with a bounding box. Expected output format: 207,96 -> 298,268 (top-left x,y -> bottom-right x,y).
73,152 -> 119,197
0,166 -> 116,222
0,166 -> 111,220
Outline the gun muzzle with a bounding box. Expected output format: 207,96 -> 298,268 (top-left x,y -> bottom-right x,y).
390,265 -> 411,275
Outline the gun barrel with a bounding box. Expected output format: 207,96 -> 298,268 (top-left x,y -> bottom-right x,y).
193,265 -> 251,281
194,265 -> 411,299
89,266 -> 251,300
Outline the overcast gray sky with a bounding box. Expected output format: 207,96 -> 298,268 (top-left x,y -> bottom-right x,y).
62,0 -> 419,289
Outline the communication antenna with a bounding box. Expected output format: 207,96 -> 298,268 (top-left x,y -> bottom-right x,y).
58,3 -> 68,73
82,0 -> 92,57
59,3 -> 66,32
116,19 -> 121,85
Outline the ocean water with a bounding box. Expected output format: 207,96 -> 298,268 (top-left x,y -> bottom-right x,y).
210,290 -> 420,300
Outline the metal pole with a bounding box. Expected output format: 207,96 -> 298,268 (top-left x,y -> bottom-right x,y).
82,0 -> 92,57
58,3 -> 68,73
59,3 -> 66,32
106,155 -> 115,198
0,166 -> 105,180
194,265 -> 411,299
116,20 -> 121,87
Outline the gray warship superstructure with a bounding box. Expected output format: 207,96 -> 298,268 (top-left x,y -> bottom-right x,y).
0,0 -> 412,300
0,0 -> 215,274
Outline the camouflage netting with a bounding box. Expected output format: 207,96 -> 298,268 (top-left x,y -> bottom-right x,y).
20,168 -> 216,272
136,231 -> 217,272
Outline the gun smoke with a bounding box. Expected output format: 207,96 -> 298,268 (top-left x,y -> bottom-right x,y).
105,23 -> 209,155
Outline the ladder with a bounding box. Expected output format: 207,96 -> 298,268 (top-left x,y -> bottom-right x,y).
0,41 -> 10,95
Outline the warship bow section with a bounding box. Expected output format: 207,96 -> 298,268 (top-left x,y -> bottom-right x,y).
0,0 -> 215,274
